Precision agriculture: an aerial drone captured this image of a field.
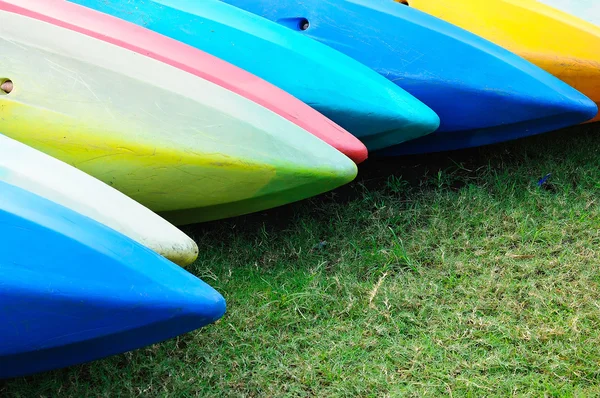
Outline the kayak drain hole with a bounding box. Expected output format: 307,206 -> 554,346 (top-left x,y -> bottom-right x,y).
0,79 -> 13,94
299,18 -> 309,30
398,0 -> 409,5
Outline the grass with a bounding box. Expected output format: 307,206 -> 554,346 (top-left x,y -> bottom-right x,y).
3,123 -> 600,396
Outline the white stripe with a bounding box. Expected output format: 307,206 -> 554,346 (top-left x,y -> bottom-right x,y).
537,0 -> 600,26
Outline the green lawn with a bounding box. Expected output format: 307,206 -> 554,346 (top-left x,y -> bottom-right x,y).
3,124 -> 600,397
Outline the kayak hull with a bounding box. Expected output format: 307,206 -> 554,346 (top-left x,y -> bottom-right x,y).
11,0 -> 367,164
223,0 -> 597,153
401,0 -> 600,124
0,7 -> 357,224
379,110 -> 592,155
0,134 -> 198,266
68,0 -> 440,151
0,181 -> 226,379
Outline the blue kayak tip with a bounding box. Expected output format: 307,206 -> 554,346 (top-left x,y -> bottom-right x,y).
0,181 -> 226,379
379,78 -> 598,156
185,280 -> 228,324
551,79 -> 599,123
68,0 -> 439,150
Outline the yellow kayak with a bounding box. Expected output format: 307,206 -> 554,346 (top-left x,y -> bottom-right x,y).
399,0 -> 600,123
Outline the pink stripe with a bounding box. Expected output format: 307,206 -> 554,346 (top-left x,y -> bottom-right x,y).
0,0 -> 367,163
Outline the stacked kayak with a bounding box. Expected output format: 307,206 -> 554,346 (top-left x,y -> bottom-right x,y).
397,0 -> 600,124
0,180 -> 225,378
0,134 -> 198,266
68,0 -> 440,150
220,0 -> 597,154
5,0 -> 369,165
2,0 -> 600,379
0,0 -> 376,378
0,0 -> 362,225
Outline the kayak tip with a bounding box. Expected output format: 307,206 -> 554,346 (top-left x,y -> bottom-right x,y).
159,237 -> 200,267
356,96 -> 440,151
185,281 -> 227,324
554,84 -> 598,124
330,124 -> 369,164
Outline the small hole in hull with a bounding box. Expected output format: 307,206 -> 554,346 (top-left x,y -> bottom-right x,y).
0,79 -> 13,94
276,17 -> 310,31
299,18 -> 310,30
398,0 -> 410,5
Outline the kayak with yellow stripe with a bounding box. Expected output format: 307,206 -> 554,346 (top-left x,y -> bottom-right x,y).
398,0 -> 600,123
0,9 -> 357,225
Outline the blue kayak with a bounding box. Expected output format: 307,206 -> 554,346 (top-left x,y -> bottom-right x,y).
0,181 -> 226,379
220,0 -> 598,154
68,0 -> 440,151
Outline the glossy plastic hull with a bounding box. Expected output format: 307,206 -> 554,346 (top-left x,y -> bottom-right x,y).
402,0 -> 600,124
0,6 -> 357,224
70,0 -> 440,152
0,134 -> 198,266
0,181 -> 226,379
7,0 -> 367,164
223,0 -> 597,154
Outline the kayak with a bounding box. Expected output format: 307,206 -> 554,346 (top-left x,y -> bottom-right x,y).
398,0 -> 600,124
537,0 -> 600,27
69,0 -> 440,151
5,0 -> 368,164
0,134 -> 198,266
0,181 -> 226,379
222,0 -> 598,154
0,6 -> 357,225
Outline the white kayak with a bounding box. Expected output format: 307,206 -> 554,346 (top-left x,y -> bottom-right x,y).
0,134 -> 199,266
538,0 -> 600,26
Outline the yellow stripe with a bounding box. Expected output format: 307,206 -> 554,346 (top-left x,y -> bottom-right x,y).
1,101 -> 274,211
